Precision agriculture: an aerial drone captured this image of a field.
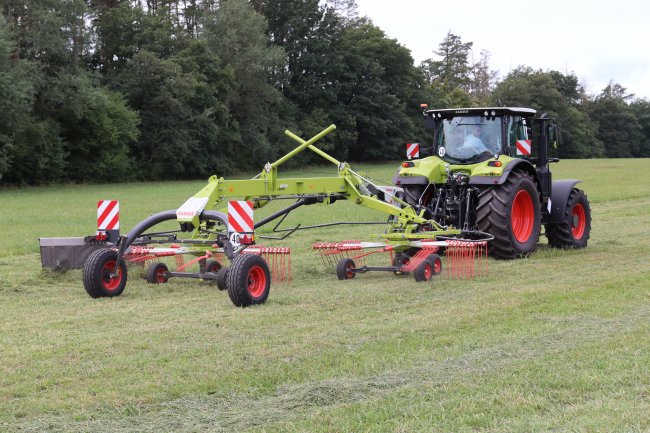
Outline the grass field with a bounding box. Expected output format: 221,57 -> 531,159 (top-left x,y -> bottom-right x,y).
0,158 -> 649,432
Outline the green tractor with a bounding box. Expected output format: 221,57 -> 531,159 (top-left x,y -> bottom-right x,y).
394,107 -> 591,258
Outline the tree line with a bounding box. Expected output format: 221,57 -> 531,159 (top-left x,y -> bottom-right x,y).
0,1 -> 648,185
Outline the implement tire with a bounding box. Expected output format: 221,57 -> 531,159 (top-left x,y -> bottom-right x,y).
226,254 -> 271,307
477,171 -> 541,259
204,259 -> 221,274
336,258 -> 356,280
413,254 -> 441,282
215,267 -> 229,291
83,249 -> 127,298
546,188 -> 591,248
145,262 -> 169,284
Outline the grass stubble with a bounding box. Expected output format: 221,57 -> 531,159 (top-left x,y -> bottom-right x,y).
0,158 -> 649,432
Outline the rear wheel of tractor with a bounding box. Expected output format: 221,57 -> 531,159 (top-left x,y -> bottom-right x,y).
336,258 -> 356,280
215,267 -> 229,291
413,254 -> 441,282
546,188 -> 591,248
226,254 -> 271,307
83,249 -> 128,298
145,262 -> 169,284
477,171 -> 541,259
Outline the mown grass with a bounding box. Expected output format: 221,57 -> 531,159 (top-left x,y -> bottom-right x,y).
0,158 -> 649,432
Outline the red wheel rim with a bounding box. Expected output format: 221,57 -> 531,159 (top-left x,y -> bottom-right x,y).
101,260 -> 122,291
572,203 -> 586,239
423,263 -> 432,280
155,266 -> 167,283
433,258 -> 442,274
247,265 -> 266,298
346,262 -> 355,279
511,189 -> 535,243
207,263 -> 220,273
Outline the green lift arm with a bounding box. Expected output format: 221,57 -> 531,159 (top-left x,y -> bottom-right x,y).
176,125 -> 460,242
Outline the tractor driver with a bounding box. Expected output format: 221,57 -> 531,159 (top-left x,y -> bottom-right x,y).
462,125 -> 489,153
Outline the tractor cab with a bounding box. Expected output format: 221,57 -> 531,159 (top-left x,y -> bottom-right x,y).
424,107 -> 537,164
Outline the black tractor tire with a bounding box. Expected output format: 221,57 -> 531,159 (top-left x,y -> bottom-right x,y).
413,254 -> 441,282
215,267 -> 229,291
336,258 -> 356,280
546,188 -> 591,249
477,171 -> 541,259
83,249 -> 128,298
145,262 -> 169,284
226,254 -> 271,307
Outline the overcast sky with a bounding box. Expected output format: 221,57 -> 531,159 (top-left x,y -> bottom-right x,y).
353,0 -> 650,99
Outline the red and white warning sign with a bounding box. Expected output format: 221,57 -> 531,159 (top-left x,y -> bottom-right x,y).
406,143 -> 420,159
228,201 -> 254,246
96,200 -> 119,241
97,200 -> 119,231
516,139 -> 532,156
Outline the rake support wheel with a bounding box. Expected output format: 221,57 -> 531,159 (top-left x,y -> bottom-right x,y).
83,249 -> 128,298
546,188 -> 591,248
203,259 -> 222,281
392,254 -> 410,275
215,267 -> 229,291
477,171 -> 541,259
145,262 -> 169,284
226,254 -> 271,307
336,258 -> 356,280
413,254 -> 441,282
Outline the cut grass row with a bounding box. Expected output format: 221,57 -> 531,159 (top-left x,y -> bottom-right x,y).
0,158 -> 649,432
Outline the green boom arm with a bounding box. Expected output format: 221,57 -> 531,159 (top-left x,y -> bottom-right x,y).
177,125 -> 458,240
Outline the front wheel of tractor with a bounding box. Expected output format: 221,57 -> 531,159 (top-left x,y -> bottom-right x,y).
546,188 -> 591,248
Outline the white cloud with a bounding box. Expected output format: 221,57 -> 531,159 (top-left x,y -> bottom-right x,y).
354,0 -> 650,99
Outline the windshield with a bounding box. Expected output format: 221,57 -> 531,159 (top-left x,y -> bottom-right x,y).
436,116 -> 501,164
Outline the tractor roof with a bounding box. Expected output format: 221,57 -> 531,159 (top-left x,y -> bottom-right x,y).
425,107 -> 537,117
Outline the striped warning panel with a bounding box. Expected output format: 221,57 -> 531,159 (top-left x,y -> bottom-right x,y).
97,200 -> 119,230
406,142 -> 419,159
228,201 -> 254,233
516,139 -> 532,156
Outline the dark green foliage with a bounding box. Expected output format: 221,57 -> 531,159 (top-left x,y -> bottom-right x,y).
0,1 -> 648,185
492,67 -> 602,159
204,0 -> 284,171
586,82 -> 643,158
0,0 -> 139,184
335,20 -> 426,161
629,99 -> 650,157
112,50 -> 202,178
0,16 -> 33,181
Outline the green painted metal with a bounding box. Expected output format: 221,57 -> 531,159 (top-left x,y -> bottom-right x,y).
396,154 -> 516,183
176,125 -> 461,245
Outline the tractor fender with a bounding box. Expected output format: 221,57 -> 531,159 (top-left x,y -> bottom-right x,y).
469,159 -> 540,187
548,179 -> 582,224
123,209 -> 229,251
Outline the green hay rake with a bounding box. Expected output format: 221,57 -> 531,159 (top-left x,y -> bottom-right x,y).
76,125 -> 491,307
